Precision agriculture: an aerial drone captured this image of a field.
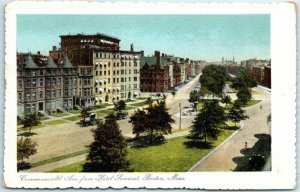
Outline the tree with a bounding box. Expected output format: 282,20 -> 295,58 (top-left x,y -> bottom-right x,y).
83,114 -> 131,172
145,97 -> 153,105
130,109 -> 148,137
130,100 -> 175,143
21,112 -> 41,135
228,100 -> 249,128
221,94 -> 232,107
231,68 -> 257,90
17,137 -> 37,168
114,100 -> 126,112
237,88 -> 252,105
188,100 -> 226,143
81,106 -> 92,123
188,90 -> 199,103
200,65 -> 228,99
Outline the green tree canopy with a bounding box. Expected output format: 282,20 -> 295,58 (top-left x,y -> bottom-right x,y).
231,68 -> 257,90
130,100 -> 175,143
80,106 -> 92,122
21,112 -> 41,134
236,88 -> 252,105
188,100 -> 227,143
228,100 -> 249,128
114,100 -> 126,111
200,65 -> 228,98
221,94 -> 232,106
17,137 -> 37,163
188,90 -> 199,103
83,114 -> 131,172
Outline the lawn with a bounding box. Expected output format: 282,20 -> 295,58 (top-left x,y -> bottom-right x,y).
251,90 -> 260,95
225,100 -> 262,109
129,101 -> 148,107
45,120 -> 68,126
244,100 -> 262,107
64,116 -> 81,121
18,124 -> 46,132
50,128 -> 234,172
69,110 -> 80,114
31,149 -> 89,168
50,113 -> 69,118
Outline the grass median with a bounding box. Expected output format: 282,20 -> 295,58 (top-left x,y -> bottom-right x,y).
50,128 -> 235,172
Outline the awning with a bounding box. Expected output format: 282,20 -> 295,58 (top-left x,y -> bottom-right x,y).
99,80 -> 103,83
99,97 -> 103,101
99,88 -> 102,92
95,97 -> 98,101
96,80 -> 99,83
134,56 -> 138,59
113,95 -> 116,98
134,92 -> 138,95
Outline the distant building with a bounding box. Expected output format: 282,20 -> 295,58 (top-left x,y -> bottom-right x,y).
17,54 -> 77,116
140,51 -> 170,92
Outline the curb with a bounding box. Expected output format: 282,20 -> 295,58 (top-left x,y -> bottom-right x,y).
187,122 -> 244,172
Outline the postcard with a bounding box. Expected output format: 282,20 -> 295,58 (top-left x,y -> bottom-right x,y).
4,1 -> 296,189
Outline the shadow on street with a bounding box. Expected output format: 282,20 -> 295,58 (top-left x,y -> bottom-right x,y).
232,133 -> 271,171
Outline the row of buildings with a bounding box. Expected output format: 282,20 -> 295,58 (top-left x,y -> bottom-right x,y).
224,58 -> 271,89
17,33 -> 204,116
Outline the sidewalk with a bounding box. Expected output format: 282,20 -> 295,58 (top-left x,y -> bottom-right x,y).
189,86 -> 270,171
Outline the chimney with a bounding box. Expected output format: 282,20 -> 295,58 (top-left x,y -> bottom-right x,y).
37,51 -> 40,55
141,50 -> 144,56
130,43 -> 134,51
53,46 -> 57,51
155,51 -> 160,65
162,53 -> 165,57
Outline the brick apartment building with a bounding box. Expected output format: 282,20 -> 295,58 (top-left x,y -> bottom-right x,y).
140,51 -> 170,92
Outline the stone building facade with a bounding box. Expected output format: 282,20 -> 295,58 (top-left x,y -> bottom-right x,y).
17,54 -> 77,117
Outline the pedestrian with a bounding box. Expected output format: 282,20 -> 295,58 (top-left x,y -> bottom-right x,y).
260,104 -> 263,109
244,142 -> 248,150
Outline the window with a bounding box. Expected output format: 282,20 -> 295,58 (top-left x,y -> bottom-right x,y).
46,79 -> 50,87
65,78 -> 68,85
134,69 -> 138,74
26,80 -> 31,87
108,62 -> 110,67
134,62 -> 137,67
100,71 -> 102,76
25,92 -> 31,101
32,79 -> 36,87
32,71 -> 36,76
25,104 -> 30,113
128,69 -> 131,74
18,80 -> 22,89
104,71 -> 106,76
73,88 -> 76,95
113,78 -> 116,83
40,91 -> 43,99
32,92 -> 36,100
52,90 -> 56,98
18,93 -> 22,101
57,78 -> 61,86
69,89 -> 72,96
58,89 -> 61,97
134,84 -> 137,89
134,77 -> 138,81
64,89 -> 68,97
39,79 -> 43,87
108,78 -> 110,83
96,71 -> 98,76
121,78 -> 124,82
46,91 -> 51,99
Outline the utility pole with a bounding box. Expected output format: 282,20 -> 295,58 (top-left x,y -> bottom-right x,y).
179,102 -> 181,130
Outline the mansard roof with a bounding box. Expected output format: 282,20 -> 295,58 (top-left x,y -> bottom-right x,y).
24,56 -> 38,69
140,56 -> 170,69
62,56 -> 75,68
46,56 -> 57,68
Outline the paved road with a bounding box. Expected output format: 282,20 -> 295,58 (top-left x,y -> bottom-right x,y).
22,74 -> 201,164
190,86 -> 271,171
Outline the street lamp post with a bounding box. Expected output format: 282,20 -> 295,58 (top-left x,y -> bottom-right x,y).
179,102 -> 181,130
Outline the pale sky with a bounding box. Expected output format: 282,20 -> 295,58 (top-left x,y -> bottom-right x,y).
17,14 -> 270,62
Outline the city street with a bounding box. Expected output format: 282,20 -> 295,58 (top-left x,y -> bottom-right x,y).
190,86 -> 271,171
22,74 -> 201,164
